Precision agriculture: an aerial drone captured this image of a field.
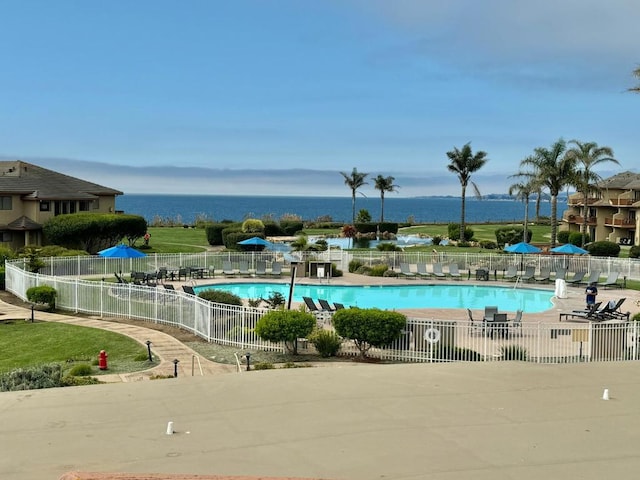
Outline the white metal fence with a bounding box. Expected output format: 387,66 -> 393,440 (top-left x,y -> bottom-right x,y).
5,253 -> 640,364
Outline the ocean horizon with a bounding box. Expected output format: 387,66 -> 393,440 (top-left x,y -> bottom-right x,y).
116,194 -> 565,225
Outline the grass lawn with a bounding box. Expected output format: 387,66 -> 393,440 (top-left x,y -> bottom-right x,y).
142,226 -> 210,253
0,321 -> 152,375
398,223 -> 552,243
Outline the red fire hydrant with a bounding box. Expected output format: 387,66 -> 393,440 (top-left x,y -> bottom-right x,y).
98,350 -> 108,370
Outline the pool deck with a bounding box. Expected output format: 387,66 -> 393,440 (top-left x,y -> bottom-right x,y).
170,271 -> 640,325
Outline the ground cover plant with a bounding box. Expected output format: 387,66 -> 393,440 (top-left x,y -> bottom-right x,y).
0,321 -> 151,375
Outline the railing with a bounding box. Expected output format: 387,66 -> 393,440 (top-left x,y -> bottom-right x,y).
604,217 -> 636,227
5,254 -> 640,364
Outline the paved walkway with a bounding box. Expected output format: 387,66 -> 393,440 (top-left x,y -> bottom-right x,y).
0,300 -> 235,382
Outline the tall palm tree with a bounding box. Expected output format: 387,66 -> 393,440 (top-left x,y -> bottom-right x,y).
340,168 -> 369,224
566,140 -> 619,247
508,178 -> 534,243
446,143 -> 488,241
519,139 -> 576,248
629,65 -> 640,93
373,175 -> 399,222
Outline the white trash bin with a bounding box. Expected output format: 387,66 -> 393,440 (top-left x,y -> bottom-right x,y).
555,278 -> 567,299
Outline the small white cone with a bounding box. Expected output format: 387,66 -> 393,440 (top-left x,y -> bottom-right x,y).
602,389 -> 610,401
166,421 -> 174,435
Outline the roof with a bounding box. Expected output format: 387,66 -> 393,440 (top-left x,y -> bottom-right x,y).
5,215 -> 42,231
598,171 -> 640,190
0,160 -> 122,200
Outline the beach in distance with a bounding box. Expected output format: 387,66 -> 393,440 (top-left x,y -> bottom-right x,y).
116,194 -> 565,225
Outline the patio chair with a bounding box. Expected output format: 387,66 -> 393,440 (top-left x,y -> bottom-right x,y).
483,306 -> 499,322
255,261 -> 267,277
114,272 -> 128,284
163,284 -> 176,291
599,272 -> 621,289
582,270 -> 601,285
269,262 -> 283,277
467,308 -> 485,336
222,261 -> 236,277
177,267 -> 189,281
534,267 -> 551,283
553,267 -> 567,281
432,263 -> 446,279
503,265 -> 518,281
238,261 -> 251,277
488,313 -> 509,339
566,271 -> 586,285
509,310 -> 523,333
448,263 -> 462,280
416,263 -> 431,279
318,299 -> 335,311
182,285 -> 196,295
599,298 -> 629,320
559,301 -> 602,321
303,296 -> 320,312
333,302 -> 346,310
399,263 -> 416,279
521,266 -> 535,282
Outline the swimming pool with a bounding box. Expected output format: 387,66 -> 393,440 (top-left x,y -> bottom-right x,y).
194,283 -> 555,312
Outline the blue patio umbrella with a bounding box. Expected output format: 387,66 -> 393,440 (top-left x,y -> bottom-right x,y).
550,243 -> 588,255
98,244 -> 147,258
504,242 -> 542,254
237,236 -> 271,246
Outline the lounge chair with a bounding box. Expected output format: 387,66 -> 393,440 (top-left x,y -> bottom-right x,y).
553,267 -> 567,281
448,263 -> 462,280
302,296 -> 321,312
583,271 -> 601,285
534,267 -> 551,283
432,263 -> 446,279
599,272 -> 622,289
114,272 -> 128,284
566,271 -> 586,285
333,302 -> 346,310
559,302 -> 602,321
222,261 -> 236,277
269,262 -> 283,277
599,298 -> 629,320
416,263 -> 431,279
238,261 -> 250,277
503,265 -> 518,281
399,263 -> 416,279
182,285 -> 196,295
318,299 -> 335,311
255,261 -> 267,277
521,266 -> 535,282
467,308 -> 485,336
163,284 -> 176,291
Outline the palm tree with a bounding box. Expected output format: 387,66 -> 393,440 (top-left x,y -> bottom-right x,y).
566,140 -> 619,247
629,65 -> 640,93
519,139 -> 576,248
373,175 -> 399,222
446,143 -> 488,241
508,179 -> 534,243
340,168 -> 369,224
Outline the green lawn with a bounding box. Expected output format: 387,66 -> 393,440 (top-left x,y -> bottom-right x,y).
398,224 -> 552,243
142,226 -> 210,253
0,321 -> 152,375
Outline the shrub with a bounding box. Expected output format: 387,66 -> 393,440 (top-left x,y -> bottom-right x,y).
355,265 -> 372,275
280,220 -> 304,236
586,241 -> 620,257
495,226 -> 531,246
263,291 -> 286,309
309,329 -> 342,357
501,345 -> 528,361
331,263 -> 343,277
198,289 -> 243,306
383,269 -> 399,277
254,310 -> 316,354
378,222 -> 399,234
432,236 -> 442,246
630,246 -> 640,258
479,240 -> 498,249
252,362 -> 276,370
368,264 -> 389,277
632,312 -> 640,322
0,364 -> 64,391
263,221 -> 284,236
205,223 -> 230,245
437,346 -> 482,361
68,364 -> 94,376
569,231 -> 589,245
376,242 -> 402,252
26,285 -> 57,311
332,308 -> 406,358
448,223 -> 474,241
356,209 -> 372,223
556,231 -> 571,244
242,218 -> 265,233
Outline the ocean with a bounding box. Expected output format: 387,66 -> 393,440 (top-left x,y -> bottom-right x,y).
116,194 -> 565,225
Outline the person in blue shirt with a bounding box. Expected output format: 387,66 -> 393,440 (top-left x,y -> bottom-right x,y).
585,282 -> 598,307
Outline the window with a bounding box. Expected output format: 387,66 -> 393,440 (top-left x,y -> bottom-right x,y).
92,199 -> 100,210
0,231 -> 11,242
79,201 -> 90,211
40,201 -> 50,212
0,196 -> 12,210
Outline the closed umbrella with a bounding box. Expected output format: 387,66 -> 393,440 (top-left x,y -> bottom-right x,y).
504,242 -> 542,254
98,244 -> 146,258
550,243 -> 588,255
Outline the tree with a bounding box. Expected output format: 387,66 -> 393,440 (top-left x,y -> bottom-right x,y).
508,178 -> 535,243
519,139 -> 575,247
446,143 -> 488,242
373,175 -> 399,222
332,307 -> 406,358
340,167 -> 368,224
629,65 -> 640,93
254,310 -> 316,355
565,140 -> 619,247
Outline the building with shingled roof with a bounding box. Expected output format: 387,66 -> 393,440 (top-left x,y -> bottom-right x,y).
0,160 -> 122,249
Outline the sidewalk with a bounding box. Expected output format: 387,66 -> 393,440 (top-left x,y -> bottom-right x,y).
0,300 -> 236,382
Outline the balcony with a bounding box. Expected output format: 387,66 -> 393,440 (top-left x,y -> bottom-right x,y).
604,217 -> 636,228
564,214 -> 596,225
609,198 -> 633,207
567,195 -> 600,207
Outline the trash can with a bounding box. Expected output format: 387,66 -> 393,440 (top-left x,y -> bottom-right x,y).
555,279 -> 567,299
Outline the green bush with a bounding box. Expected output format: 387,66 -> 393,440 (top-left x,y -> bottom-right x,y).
448,223 -> 474,241
432,236 -> 442,246
205,223 -> 230,245
263,221 -> 284,236
198,289 -> 243,306
252,361 -> 276,370
331,263 -> 343,277
255,310 -> 316,354
242,218 -> 265,233
479,240 -> 498,249
586,241 -> 620,257
26,285 -> 57,311
332,308 -> 406,358
501,345 -> 528,361
68,363 -> 94,376
495,226 -> 531,246
378,222 -> 399,234
630,246 -> 640,258
308,329 -> 342,357
376,242 -> 402,252
355,265 -> 372,275
354,222 -> 378,234
632,312 -> 640,322
280,220 -> 304,236
0,364 -> 64,391
569,231 -> 589,245
437,346 -> 482,361
263,291 -> 286,309
556,231 -> 571,244
383,269 -> 399,277
368,264 -> 389,277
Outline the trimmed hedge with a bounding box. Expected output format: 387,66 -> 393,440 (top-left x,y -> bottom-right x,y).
280,220 -> 304,236
495,226 -> 531,246
332,308 -> 406,358
586,241 -> 620,257
198,289 -> 243,306
26,285 -> 57,311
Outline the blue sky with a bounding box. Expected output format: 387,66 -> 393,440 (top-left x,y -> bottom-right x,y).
0,0 -> 637,197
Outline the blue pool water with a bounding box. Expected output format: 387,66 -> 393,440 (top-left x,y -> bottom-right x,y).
194,283 -> 555,312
